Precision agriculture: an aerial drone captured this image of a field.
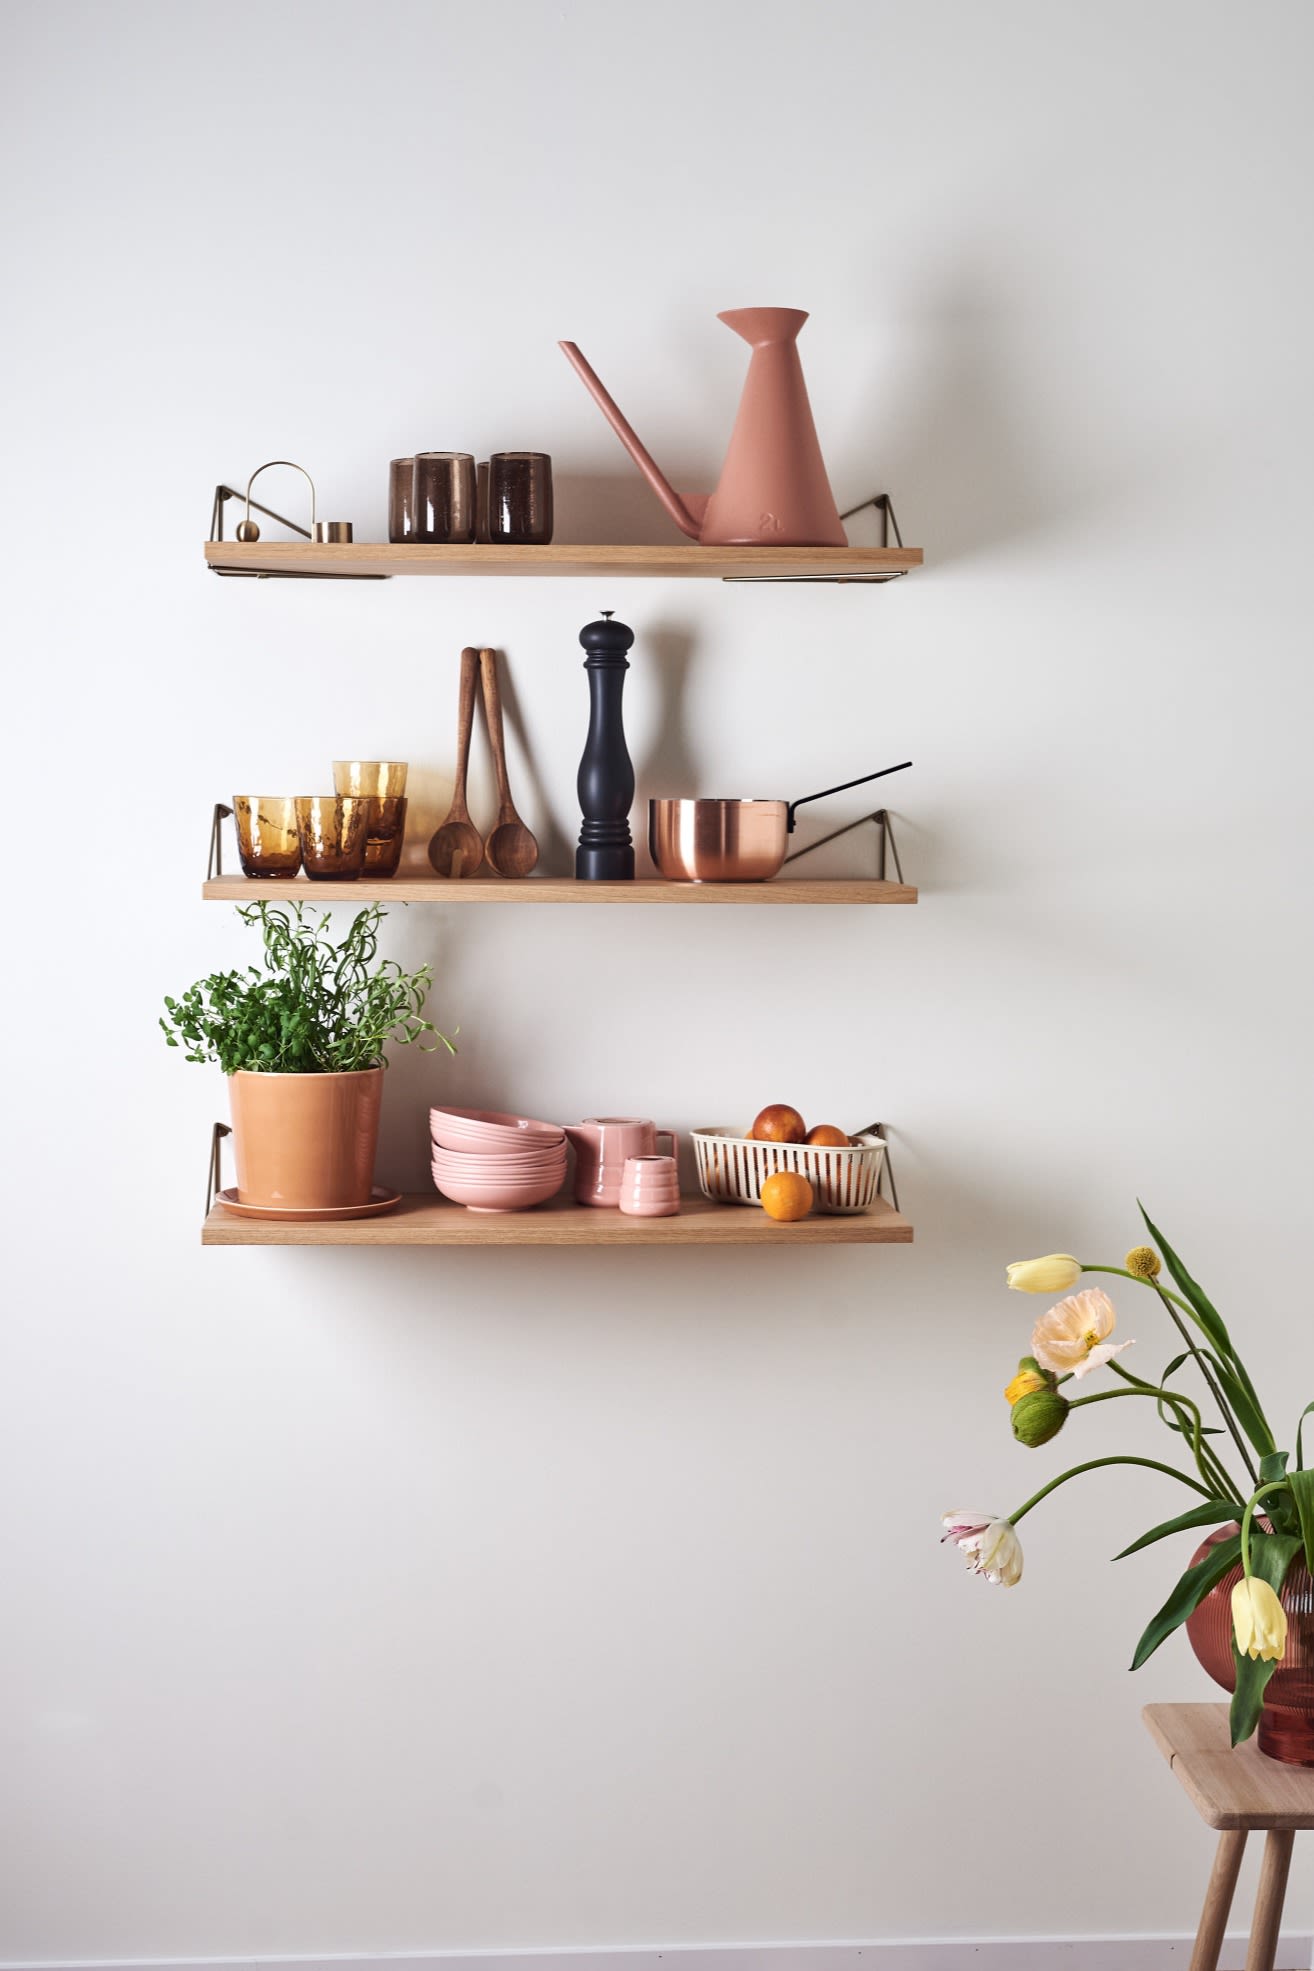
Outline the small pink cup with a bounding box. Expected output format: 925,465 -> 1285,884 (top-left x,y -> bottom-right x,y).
618,1154 -> 681,1218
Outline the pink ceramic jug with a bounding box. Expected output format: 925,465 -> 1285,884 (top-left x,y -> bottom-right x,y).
559,308 -> 846,548
566,1117 -> 677,1207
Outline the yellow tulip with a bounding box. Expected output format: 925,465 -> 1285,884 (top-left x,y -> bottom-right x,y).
1231,1577 -> 1287,1663
1005,1254 -> 1082,1294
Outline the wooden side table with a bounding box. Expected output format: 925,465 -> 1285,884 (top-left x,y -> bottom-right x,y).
1144,1704 -> 1314,1971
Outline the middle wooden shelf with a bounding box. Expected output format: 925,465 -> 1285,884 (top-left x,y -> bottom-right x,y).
202,875 -> 917,906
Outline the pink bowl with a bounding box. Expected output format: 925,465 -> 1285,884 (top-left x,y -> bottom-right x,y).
431,1151 -> 567,1166
431,1163 -> 565,1212
430,1106 -> 565,1153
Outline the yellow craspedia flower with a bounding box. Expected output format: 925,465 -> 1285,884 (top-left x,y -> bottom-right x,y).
1125,1245 -> 1162,1279
1005,1254 -> 1081,1294
1232,1577 -> 1287,1663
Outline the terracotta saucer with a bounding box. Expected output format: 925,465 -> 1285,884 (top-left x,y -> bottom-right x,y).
214,1186 -> 401,1222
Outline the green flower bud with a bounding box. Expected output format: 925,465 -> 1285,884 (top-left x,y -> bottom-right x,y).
1011,1386 -> 1070,1447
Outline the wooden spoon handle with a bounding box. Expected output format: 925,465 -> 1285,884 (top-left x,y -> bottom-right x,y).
478,646 -> 515,814
452,645 -> 479,810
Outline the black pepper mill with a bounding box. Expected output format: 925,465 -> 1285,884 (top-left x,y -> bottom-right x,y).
575,610 -> 635,880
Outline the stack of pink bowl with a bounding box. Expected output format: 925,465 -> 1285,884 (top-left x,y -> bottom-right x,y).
430,1106 -> 568,1213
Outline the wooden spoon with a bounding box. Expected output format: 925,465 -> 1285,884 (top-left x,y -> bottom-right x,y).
479,646 -> 539,879
427,646 -> 485,878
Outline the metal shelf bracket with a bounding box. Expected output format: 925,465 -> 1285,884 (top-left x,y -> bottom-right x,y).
722,492 -> 908,583
208,484 -> 387,579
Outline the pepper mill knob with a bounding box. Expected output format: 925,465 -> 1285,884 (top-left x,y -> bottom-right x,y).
576,611 -> 636,882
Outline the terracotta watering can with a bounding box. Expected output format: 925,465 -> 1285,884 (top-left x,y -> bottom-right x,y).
559,308 -> 847,548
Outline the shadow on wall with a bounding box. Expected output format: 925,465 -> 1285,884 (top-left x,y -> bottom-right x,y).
837,271 -> 1173,565
553,471 -> 694,546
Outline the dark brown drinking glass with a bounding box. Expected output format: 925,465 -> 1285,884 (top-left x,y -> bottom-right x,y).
388,457 -> 415,543
233,796 -> 302,878
362,795 -> 408,875
296,796 -> 367,879
414,452 -> 476,543
488,452 -> 553,544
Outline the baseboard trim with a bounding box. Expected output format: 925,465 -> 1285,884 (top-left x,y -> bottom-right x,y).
6,1937 -> 1313,1971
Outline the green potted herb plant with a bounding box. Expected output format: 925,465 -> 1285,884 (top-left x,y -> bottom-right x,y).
162,902 -> 452,1211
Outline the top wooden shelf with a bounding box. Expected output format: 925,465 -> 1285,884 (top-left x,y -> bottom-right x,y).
204,541 -> 923,583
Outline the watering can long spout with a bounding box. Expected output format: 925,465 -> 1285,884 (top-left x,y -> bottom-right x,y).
559,341 -> 708,541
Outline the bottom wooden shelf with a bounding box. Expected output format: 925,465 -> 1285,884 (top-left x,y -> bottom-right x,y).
201,1191 -> 913,1247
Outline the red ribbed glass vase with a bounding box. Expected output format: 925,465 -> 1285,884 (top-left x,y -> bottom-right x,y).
1185,1527 -> 1314,1765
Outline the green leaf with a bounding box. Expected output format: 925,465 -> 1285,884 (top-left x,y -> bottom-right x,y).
1231,1643 -> 1278,1744
1260,1451 -> 1290,1484
1229,1532 -> 1300,1744
1297,1402 -> 1314,1471
1130,1533 -> 1241,1670
1115,1499 -> 1237,1560
1290,1469 -> 1314,1576
1139,1205 -> 1233,1358
1205,1353 -> 1277,1461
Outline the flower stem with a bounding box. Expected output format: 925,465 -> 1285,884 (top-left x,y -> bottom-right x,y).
1240,1482 -> 1289,1576
1066,1385 -> 1227,1498
1082,1264 -> 1260,1486
1009,1454 -> 1215,1528
1105,1362 -> 1245,1504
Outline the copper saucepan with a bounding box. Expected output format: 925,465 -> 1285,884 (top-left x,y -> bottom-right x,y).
649,761 -> 912,882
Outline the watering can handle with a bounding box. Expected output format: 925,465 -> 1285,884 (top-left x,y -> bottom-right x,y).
786,761 -> 912,833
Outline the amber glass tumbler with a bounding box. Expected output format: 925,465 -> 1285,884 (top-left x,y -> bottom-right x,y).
488,452 -> 553,544
332,765 -> 408,876
362,796 -> 408,875
296,796 -> 367,879
233,796 -> 302,878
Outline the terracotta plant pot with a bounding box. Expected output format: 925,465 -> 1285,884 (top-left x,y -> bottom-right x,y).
228,1068 -> 383,1209
1185,1525 -> 1314,1765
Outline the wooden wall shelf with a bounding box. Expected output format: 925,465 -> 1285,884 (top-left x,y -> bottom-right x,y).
202,874 -> 917,906
202,1191 -> 913,1247
203,541 -> 922,583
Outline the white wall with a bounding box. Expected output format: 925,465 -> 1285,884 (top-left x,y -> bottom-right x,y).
3,0 -> 1312,1957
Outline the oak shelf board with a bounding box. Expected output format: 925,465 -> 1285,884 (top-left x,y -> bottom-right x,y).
202,1190 -> 913,1247
202,874 -> 917,906
203,541 -> 923,582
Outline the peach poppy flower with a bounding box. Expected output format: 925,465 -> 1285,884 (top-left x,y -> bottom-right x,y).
1031,1287 -> 1134,1380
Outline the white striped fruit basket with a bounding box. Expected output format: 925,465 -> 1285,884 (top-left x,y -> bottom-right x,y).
690,1127 -> 887,1215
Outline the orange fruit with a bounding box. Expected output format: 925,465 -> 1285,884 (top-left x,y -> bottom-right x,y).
749,1103 -> 807,1144
804,1124 -> 849,1147
760,1171 -> 814,1221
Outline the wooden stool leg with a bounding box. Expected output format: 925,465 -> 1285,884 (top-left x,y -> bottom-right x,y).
1191,1828 -> 1248,1971
1244,1827 -> 1295,1971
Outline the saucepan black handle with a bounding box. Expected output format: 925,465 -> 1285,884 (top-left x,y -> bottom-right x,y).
786,761 -> 912,833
